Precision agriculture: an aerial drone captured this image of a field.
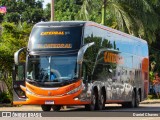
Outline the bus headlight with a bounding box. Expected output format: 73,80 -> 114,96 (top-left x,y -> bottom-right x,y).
26,88 -> 34,95
67,84 -> 82,95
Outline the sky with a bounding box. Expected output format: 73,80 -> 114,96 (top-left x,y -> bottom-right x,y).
43,0 -> 51,8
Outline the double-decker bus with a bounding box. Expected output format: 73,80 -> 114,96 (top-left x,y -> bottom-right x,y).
13,21 -> 149,111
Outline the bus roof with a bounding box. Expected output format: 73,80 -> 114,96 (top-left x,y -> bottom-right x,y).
35,21 -> 147,44
35,21 -> 86,27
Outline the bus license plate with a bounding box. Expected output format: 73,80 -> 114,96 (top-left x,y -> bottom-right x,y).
45,101 -> 54,105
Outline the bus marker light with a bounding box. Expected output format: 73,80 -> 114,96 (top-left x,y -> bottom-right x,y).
74,98 -> 79,100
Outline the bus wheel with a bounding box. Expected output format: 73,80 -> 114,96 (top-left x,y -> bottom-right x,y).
97,92 -> 105,110
135,92 -> 140,107
128,91 -> 135,108
122,103 -> 129,108
41,105 -> 52,111
85,91 -> 96,111
52,105 -> 61,111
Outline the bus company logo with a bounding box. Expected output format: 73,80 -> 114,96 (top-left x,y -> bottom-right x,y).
104,51 -> 124,64
40,31 -> 64,36
37,44 -> 72,49
2,112 -> 11,117
48,91 -> 51,96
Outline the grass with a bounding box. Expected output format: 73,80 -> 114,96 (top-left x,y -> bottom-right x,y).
147,94 -> 159,100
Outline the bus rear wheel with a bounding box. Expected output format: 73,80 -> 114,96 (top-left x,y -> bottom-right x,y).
52,105 -> 61,111
97,92 -> 105,110
41,105 -> 52,111
135,92 -> 140,107
85,91 -> 97,111
128,91 -> 136,108
122,103 -> 129,108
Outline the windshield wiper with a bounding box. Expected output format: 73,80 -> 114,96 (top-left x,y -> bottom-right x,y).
72,77 -> 78,80
26,78 -> 39,83
61,77 -> 78,84
27,77 -> 78,84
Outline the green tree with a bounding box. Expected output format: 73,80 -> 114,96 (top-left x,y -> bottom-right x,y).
149,0 -> 160,48
0,22 -> 32,101
22,8 -> 44,23
43,3 -> 51,21
3,12 -> 20,23
0,0 -> 45,24
79,0 -> 159,44
54,0 -> 81,21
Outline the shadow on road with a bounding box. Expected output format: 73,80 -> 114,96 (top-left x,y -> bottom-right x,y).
61,104 -> 160,112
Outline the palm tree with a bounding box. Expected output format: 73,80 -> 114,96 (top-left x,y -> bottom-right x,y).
79,0 -> 159,44
79,0 -> 101,21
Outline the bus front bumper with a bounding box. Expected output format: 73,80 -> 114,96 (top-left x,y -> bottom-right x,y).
13,89 -> 90,105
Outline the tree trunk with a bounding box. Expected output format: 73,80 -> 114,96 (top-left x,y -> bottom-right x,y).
101,0 -> 107,25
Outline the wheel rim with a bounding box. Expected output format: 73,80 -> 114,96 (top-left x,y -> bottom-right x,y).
90,93 -> 96,110
136,93 -> 140,107
92,94 -> 96,105
100,95 -> 104,106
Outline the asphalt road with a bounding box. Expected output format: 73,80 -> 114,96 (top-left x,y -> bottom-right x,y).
1,103 -> 160,112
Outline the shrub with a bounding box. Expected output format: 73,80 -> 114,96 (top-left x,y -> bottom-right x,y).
0,91 -> 11,103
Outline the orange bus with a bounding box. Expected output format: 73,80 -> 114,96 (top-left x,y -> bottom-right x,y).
13,21 -> 149,111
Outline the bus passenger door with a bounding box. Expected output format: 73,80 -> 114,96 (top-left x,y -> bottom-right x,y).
12,64 -> 26,102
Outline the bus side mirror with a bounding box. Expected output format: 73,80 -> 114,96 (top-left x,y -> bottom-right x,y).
77,42 -> 94,78
77,42 -> 94,64
14,47 -> 27,65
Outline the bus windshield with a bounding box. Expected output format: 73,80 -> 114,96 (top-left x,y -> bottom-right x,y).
26,55 -> 77,83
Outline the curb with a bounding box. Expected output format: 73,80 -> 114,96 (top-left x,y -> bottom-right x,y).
0,103 -> 12,107
141,100 -> 160,104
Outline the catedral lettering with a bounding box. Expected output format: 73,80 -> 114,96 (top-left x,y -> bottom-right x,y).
41,31 -> 64,35
104,52 -> 123,64
13,21 -> 149,111
37,44 -> 72,48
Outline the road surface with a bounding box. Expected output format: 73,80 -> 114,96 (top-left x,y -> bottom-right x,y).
1,103 -> 160,112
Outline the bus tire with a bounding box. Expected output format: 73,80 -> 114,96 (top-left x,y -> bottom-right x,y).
128,91 -> 135,108
135,92 -> 140,107
85,91 -> 96,111
122,103 -> 129,108
52,105 -> 61,111
97,91 -> 105,110
41,105 -> 52,111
